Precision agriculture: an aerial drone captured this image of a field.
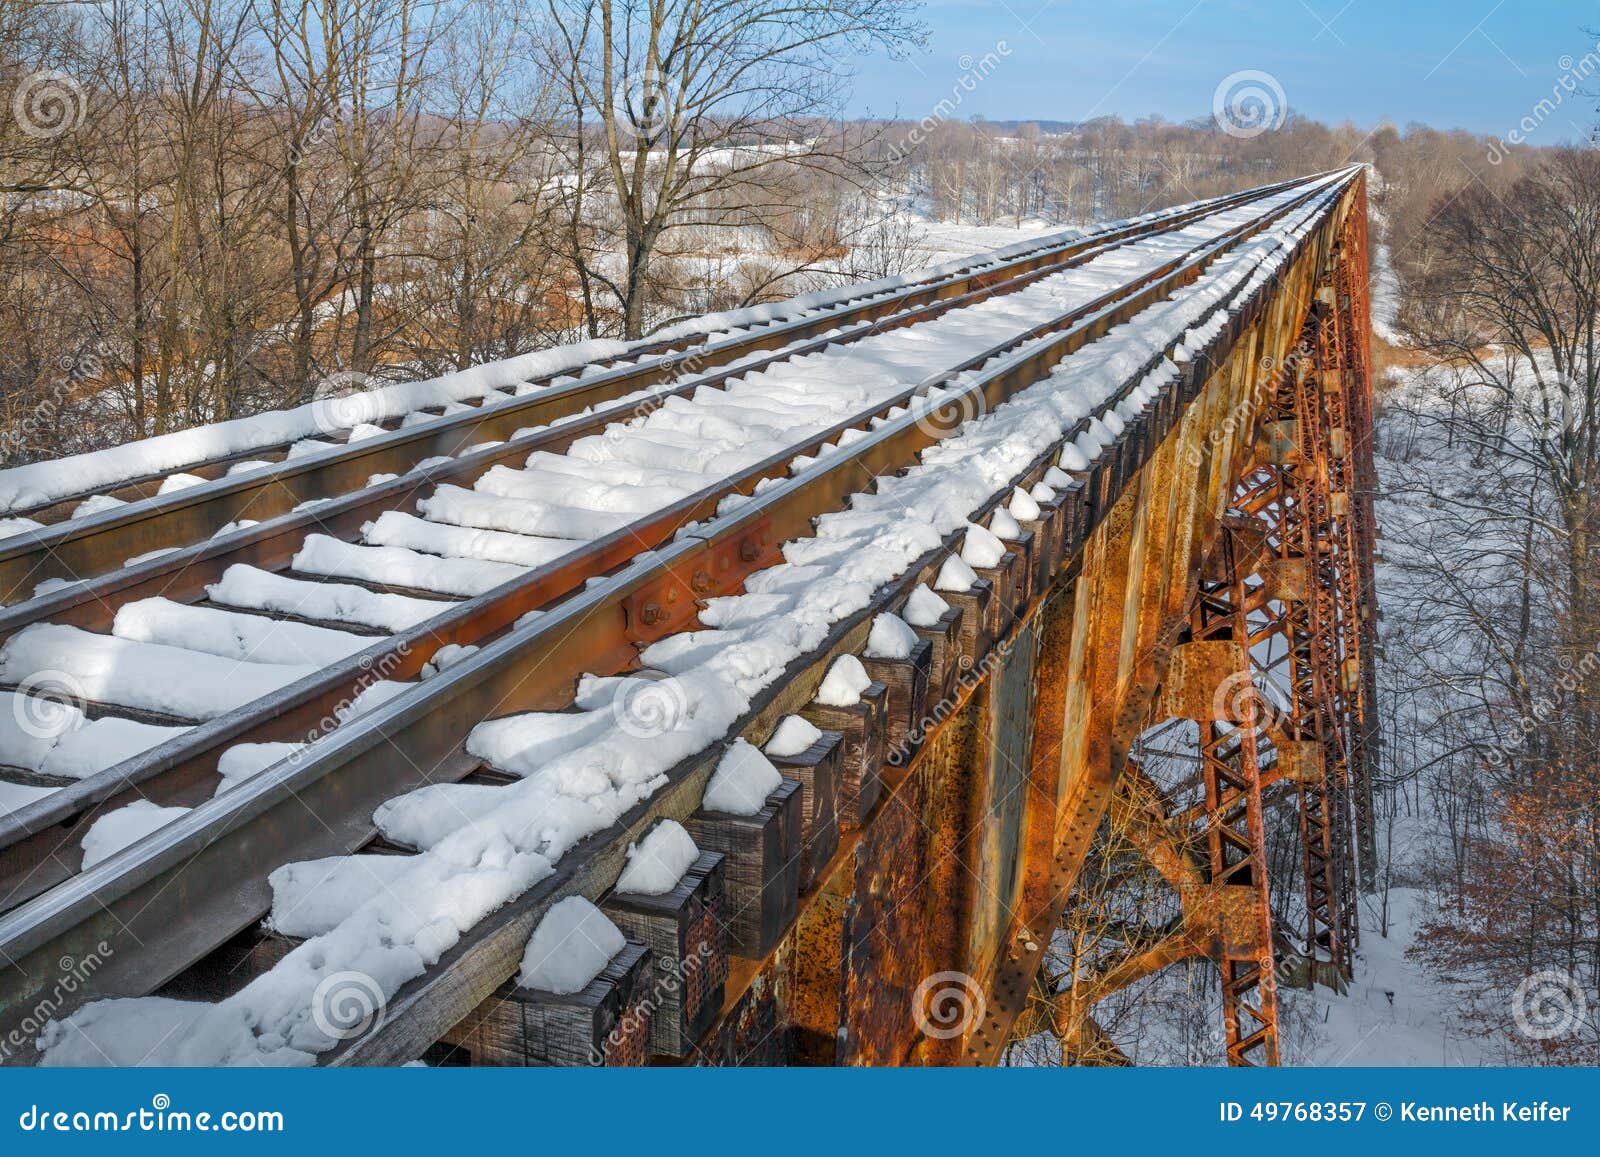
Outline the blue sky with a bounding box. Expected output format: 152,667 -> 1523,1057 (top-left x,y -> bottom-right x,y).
848,0 -> 1600,143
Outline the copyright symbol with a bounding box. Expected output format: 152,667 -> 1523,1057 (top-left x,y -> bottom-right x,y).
1374,1102 -> 1392,1121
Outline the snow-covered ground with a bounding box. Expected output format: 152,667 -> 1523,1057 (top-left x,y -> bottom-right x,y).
1368,206 -> 1402,345
1283,889 -> 1490,1065
913,218 -> 1065,266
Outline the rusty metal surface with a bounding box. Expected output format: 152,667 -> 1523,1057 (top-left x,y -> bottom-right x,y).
981,622 -> 1039,956
954,171 -> 1377,1067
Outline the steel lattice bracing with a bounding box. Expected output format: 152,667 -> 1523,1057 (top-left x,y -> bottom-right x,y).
1191,540 -> 1283,1066
961,175 -> 1379,1067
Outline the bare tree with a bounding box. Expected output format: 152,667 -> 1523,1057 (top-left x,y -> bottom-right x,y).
1392,152 -> 1600,1060
543,0 -> 924,338
394,1 -> 569,372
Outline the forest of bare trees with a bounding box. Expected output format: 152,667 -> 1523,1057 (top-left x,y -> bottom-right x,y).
3,0 -> 1555,473
1371,149 -> 1600,1061
0,0 -> 927,462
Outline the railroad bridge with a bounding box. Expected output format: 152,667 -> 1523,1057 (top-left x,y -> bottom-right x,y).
0,169 -> 1377,1067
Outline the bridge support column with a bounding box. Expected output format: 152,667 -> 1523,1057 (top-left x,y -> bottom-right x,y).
1188,534 -> 1282,1066
702,173 -> 1380,1069
1022,199 -> 1380,1066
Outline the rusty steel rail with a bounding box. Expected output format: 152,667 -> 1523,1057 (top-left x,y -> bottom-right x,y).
0,173 -> 1351,1061
0,178 -> 1315,604
0,175 -> 1339,918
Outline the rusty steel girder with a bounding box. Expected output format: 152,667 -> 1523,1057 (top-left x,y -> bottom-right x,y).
1188,537 -> 1283,1066
978,178 -> 1378,1068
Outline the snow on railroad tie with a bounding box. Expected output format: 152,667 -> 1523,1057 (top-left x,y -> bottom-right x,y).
0,690 -> 189,782
415,486 -> 641,541
360,511 -> 582,570
291,535 -> 526,599
205,564 -> 450,633
80,800 -> 194,870
0,624 -> 319,723
472,464 -> 693,512
111,599 -> 370,667
0,780 -> 54,818
28,182 -> 1342,1068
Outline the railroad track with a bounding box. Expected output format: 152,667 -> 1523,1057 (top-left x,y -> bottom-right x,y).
0,176 -> 1318,869
0,169 -> 1358,1065
0,177 -> 1310,598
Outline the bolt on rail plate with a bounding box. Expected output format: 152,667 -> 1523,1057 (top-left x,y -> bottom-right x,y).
622,518 -> 782,645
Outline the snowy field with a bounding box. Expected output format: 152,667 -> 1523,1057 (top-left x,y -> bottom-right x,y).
1285,889 -> 1490,1065
912,217 -> 1067,266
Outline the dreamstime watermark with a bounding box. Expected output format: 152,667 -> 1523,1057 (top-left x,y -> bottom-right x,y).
1,343 -> 110,462
12,69 -> 85,140
1211,669 -> 1289,740
1487,42 -> 1600,164
888,641 -> 1009,766
884,42 -> 1012,165
1510,969 -> 1587,1041
1184,343 -> 1316,468
611,670 -> 691,739
585,940 -> 716,1064
287,49 -> 408,170
610,64 -> 689,145
310,369 -> 387,434
604,372 -> 685,444
286,640 -> 414,757
10,668 -> 88,741
1483,648 -> 1600,769
1,943 -> 115,1061
17,1094 -> 283,1134
310,969 -> 387,1044
1212,70 -> 1288,139
912,970 -> 986,1040
910,386 -> 987,442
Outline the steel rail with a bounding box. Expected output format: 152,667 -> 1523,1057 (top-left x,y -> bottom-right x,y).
0,172 -> 1355,1060
0,178 -> 1317,603
0,175 -> 1341,913
0,182 -> 1292,650
4,178 -> 1317,529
